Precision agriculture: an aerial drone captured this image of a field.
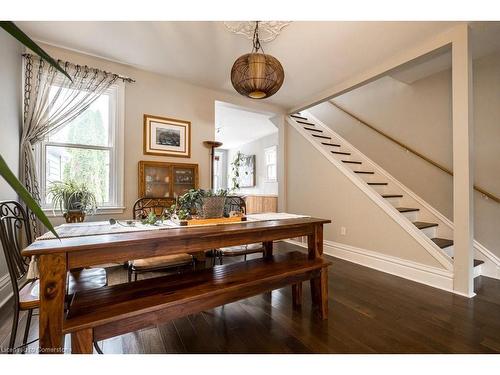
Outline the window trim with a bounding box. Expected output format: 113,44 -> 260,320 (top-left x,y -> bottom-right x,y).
38,83 -> 125,215
264,145 -> 278,182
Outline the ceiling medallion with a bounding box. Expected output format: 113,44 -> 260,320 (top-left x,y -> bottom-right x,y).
230,21 -> 285,100
224,21 -> 291,43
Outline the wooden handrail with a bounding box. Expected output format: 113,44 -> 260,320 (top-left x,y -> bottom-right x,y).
328,101 -> 500,204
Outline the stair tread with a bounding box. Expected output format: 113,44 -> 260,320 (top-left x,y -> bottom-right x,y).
474,259 -> 485,267
296,120 -> 315,126
304,127 -> 322,133
431,238 -> 453,248
321,142 -> 341,147
368,182 -> 388,185
311,134 -> 331,139
354,171 -> 375,174
331,151 -> 351,155
449,256 -> 484,267
291,114 -> 308,120
382,194 -> 403,198
342,160 -> 362,164
413,221 -> 439,229
397,207 -> 420,213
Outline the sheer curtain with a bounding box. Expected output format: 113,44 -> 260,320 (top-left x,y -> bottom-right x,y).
21,54 -> 120,235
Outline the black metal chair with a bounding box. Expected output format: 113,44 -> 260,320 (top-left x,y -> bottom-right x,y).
216,196 -> 265,264
128,198 -> 195,282
0,200 -> 107,353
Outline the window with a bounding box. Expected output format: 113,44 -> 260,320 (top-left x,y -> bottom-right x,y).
40,84 -> 124,213
264,145 -> 277,182
213,150 -> 227,191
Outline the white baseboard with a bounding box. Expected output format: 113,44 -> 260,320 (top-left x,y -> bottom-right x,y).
0,273 -> 13,310
285,239 -> 464,295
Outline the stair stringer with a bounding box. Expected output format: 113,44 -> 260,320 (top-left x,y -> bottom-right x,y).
307,105 -> 500,280
287,114 -> 453,271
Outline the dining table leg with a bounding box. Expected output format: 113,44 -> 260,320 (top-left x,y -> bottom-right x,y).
263,241 -> 273,257
38,253 -> 67,354
308,224 -> 328,319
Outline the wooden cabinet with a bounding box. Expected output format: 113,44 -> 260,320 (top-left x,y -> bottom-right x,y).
244,195 -> 278,214
138,161 -> 199,198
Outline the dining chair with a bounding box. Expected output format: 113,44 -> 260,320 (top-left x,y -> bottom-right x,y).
0,200 -> 108,354
128,197 -> 195,282
216,196 -> 264,264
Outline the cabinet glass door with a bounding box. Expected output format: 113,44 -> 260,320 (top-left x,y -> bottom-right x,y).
144,165 -> 171,198
172,166 -> 195,198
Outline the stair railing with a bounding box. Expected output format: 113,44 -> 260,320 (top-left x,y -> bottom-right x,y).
328,101 -> 500,204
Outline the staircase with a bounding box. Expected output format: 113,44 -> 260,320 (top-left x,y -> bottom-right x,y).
288,112 -> 487,278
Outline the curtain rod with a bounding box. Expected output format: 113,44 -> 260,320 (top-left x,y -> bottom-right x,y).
22,53 -> 136,83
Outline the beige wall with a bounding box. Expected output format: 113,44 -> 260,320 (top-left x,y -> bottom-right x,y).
286,126 -> 444,268
0,31 -> 23,305
39,44 -> 285,223
309,51 -> 500,256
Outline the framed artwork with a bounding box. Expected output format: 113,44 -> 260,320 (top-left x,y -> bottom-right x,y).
239,154 -> 256,187
143,114 -> 191,158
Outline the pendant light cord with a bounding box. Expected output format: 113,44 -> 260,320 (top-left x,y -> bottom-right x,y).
252,21 -> 265,54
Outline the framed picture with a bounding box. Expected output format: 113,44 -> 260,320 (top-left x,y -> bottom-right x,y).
143,114 -> 191,158
239,154 -> 256,187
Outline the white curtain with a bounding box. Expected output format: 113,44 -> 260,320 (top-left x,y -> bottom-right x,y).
21,54 -> 120,235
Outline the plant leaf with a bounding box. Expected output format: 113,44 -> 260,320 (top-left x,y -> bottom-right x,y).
0,155 -> 59,239
0,21 -> 72,82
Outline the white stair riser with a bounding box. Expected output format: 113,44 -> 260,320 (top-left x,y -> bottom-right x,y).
400,210 -> 419,222
441,245 -> 454,258
473,264 -> 482,278
382,197 -> 401,207
354,172 -> 377,182
419,226 -> 437,239
330,153 -> 352,161
369,184 -> 388,194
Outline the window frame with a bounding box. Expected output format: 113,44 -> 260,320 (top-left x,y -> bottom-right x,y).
38,82 -> 125,216
264,145 -> 278,182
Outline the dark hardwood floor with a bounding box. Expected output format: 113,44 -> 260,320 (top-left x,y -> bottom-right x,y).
1,241 -> 499,354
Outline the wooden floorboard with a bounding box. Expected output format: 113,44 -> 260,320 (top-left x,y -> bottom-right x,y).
1,241 -> 499,354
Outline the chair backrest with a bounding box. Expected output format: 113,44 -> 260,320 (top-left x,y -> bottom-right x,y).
224,196 -> 246,216
0,201 -> 33,300
132,197 -> 176,220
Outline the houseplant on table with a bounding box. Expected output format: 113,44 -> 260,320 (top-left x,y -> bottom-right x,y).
47,180 -> 98,223
173,188 -> 229,220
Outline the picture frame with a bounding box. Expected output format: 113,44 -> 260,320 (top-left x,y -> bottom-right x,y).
143,114 -> 191,158
239,154 -> 256,187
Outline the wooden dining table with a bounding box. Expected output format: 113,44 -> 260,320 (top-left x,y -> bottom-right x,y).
22,216 -> 330,353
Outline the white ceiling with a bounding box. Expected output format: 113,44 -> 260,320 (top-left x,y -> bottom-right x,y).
17,21 -> 463,109
215,102 -> 277,149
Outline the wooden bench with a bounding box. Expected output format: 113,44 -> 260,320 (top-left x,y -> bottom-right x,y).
65,251 -> 331,353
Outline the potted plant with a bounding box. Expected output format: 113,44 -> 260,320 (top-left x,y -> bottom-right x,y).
47,180 -> 98,223
174,189 -> 228,219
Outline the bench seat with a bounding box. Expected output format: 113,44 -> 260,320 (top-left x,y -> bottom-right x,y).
64,251 -> 330,342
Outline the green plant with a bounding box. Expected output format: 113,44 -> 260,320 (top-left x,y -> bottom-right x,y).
175,189 -> 228,218
47,180 -> 98,215
142,211 -> 159,225
0,22 -> 72,81
0,21 -> 76,239
230,151 -> 246,191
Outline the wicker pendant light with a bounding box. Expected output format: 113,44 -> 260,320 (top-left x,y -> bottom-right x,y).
231,21 -> 284,99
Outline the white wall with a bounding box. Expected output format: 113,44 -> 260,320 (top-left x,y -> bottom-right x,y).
38,44 -> 285,224
308,50 -> 500,257
0,31 -> 23,306
226,132 -> 279,196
